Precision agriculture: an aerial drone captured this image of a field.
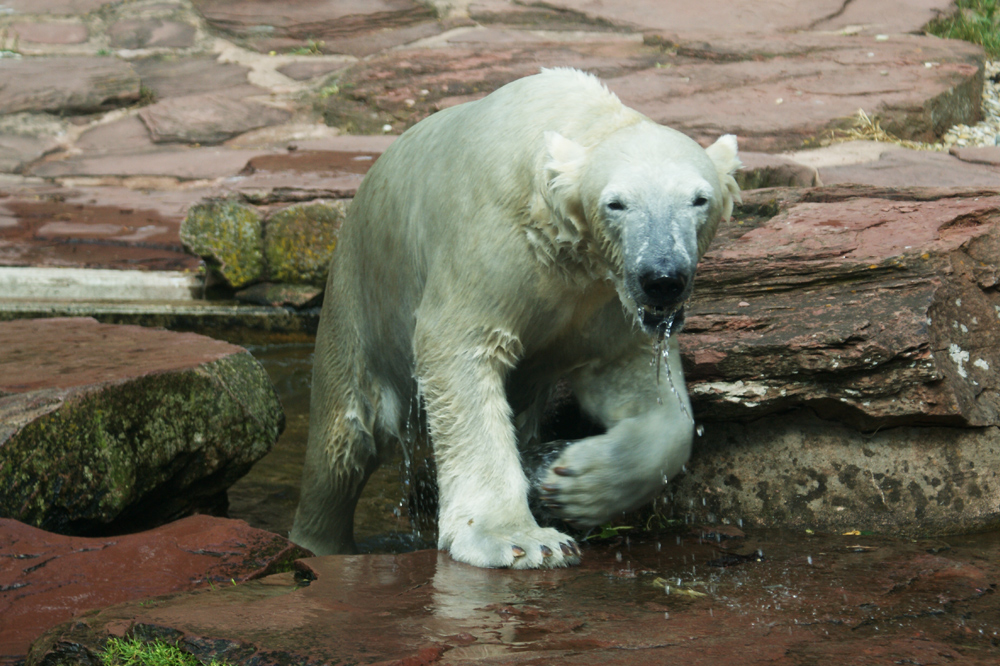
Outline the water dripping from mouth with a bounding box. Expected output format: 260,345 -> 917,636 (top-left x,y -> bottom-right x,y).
651,311 -> 693,424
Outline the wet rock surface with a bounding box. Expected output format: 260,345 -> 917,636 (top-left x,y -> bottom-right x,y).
685,185 -> 1000,428
0,317 -> 284,535
0,183 -> 203,272
0,515 -> 310,666
22,531 -> 1000,665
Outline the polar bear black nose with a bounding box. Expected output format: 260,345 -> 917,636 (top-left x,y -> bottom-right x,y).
639,272 -> 687,306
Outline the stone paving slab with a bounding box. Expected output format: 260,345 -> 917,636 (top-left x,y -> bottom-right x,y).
0,57 -> 140,115
788,140 -> 1000,187
130,55 -> 252,99
138,91 -> 292,144
538,0 -> 952,43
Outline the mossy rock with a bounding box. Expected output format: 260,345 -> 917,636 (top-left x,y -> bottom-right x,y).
0,352 -> 284,535
264,200 -> 346,287
181,200 -> 264,289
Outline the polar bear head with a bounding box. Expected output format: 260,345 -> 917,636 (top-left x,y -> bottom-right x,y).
544,124 -> 740,334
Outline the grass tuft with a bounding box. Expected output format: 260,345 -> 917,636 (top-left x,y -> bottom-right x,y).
102,637 -> 227,666
926,0 -> 1000,57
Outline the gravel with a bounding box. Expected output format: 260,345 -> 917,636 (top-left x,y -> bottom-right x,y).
938,60 -> 1000,148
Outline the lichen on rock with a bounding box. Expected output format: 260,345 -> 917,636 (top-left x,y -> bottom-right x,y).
264,200 -> 346,287
181,199 -> 264,289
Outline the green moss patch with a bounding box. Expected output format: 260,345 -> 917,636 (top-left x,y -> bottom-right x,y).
181,200 -> 264,289
264,201 -> 345,287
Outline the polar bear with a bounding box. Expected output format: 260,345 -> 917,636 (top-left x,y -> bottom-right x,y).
290,68 -> 740,569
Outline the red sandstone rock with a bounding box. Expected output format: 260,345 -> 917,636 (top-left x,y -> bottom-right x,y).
807,144 -> 1000,188
951,145 -> 1000,167
684,185 -> 1000,428
108,19 -> 197,50
0,57 -> 140,116
131,56 -> 252,100
0,515 -> 311,665
189,0 -> 439,55
540,0 -> 953,42
1,0 -> 115,13
7,22 -> 89,45
0,184 -> 203,271
0,318 -> 284,535
22,533 -> 1000,665
138,92 -> 292,145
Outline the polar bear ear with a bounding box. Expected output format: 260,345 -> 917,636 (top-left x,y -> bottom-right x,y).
543,131 -> 588,227
705,134 -> 742,222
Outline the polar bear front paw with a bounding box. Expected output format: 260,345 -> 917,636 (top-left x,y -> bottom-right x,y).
537,439 -> 656,527
446,522 -> 581,569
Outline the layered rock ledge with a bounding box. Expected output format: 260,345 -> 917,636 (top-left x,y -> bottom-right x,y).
667,185 -> 1000,535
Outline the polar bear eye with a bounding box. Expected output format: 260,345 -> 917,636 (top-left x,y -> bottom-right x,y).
606,199 -> 627,211
692,195 -> 709,207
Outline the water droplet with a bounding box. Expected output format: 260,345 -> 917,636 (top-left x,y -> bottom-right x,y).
656,541 -> 661,552
807,556 -> 813,566
696,424 -> 705,437
616,551 -> 623,562
664,611 -> 670,619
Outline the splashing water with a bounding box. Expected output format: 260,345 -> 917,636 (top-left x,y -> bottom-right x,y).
650,311 -> 694,424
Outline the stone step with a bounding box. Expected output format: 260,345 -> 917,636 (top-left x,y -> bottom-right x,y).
0,267 -> 202,301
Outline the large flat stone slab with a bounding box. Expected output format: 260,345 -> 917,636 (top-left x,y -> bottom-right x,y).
606,34 -> 984,151
0,0 -> 118,13
190,0 -> 439,55
138,92 -> 292,145
319,30 -> 654,134
6,21 -> 89,45
789,141 -> 1000,187
23,534 -> 1000,665
0,318 -> 284,536
319,28 -> 983,150
0,57 -> 140,115
0,514 -> 310,666
130,56 -> 252,100
538,0 -> 954,42
25,144 -> 269,180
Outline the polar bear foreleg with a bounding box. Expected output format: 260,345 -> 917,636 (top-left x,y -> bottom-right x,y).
416,328 -> 581,569
538,336 -> 694,526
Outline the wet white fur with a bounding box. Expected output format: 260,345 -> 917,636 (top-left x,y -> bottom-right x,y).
290,68 -> 740,569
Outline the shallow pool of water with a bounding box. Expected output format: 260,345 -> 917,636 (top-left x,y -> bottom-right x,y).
227,342 -> 433,552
